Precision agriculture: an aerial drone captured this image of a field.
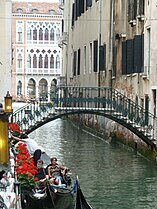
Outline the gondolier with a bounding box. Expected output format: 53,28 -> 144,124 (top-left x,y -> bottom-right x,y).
12,133 -> 45,166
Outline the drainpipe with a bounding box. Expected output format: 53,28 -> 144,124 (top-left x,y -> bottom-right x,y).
109,0 -> 114,87
98,0 -> 102,89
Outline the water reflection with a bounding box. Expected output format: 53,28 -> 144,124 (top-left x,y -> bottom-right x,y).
30,119 -> 157,209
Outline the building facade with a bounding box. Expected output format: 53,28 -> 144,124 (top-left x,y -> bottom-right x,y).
0,0 -> 12,104
61,0 -> 157,141
12,1 -> 63,101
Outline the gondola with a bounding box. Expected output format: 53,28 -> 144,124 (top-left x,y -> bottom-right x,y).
19,153 -> 75,209
75,180 -> 93,209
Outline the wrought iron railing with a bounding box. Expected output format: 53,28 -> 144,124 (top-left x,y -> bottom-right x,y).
12,86 -> 157,146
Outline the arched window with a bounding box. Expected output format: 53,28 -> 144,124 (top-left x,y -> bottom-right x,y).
17,27 -> 22,42
27,54 -> 31,68
45,28 -> 49,40
56,55 -> 60,69
33,28 -> 37,40
44,54 -> 48,68
39,28 -> 43,40
33,54 -> 37,68
50,55 -> 54,68
17,8 -> 23,14
50,28 -> 54,41
39,55 -> 43,68
56,28 -> 60,41
27,28 -> 31,40
17,54 -> 22,68
17,81 -> 22,95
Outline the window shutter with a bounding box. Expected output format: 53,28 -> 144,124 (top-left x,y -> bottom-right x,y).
134,35 -> 142,73
73,51 -> 77,76
113,46 -> 117,77
141,34 -> 144,72
126,39 -> 134,74
86,0 -> 92,9
122,41 -> 126,75
139,0 -> 144,15
99,44 -> 106,71
77,49 -> 80,75
72,3 -> 75,27
93,40 -> 98,72
79,0 -> 84,15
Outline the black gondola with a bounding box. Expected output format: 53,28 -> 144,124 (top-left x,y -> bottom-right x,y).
20,153 -> 75,209
75,180 -> 93,209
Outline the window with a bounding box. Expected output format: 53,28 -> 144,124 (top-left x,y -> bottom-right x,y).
77,49 -> 80,75
93,40 -> 98,72
17,8 -> 23,13
122,35 -> 144,75
73,51 -> 77,76
39,28 -> 43,40
56,55 -> 60,69
84,46 -> 86,74
49,9 -> 55,15
33,28 -> 37,40
146,28 -> 150,76
39,55 -> 43,68
56,29 -> 60,41
44,55 -> 48,68
17,81 -> 22,95
50,28 -> 54,41
50,55 -> 54,68
33,54 -> 37,68
27,28 -> 31,40
17,54 -> 22,68
17,27 -> 23,42
45,28 -> 49,41
32,9 -> 38,14
27,54 -> 31,68
89,43 -> 92,73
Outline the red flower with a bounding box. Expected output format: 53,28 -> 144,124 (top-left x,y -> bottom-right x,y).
15,143 -> 38,187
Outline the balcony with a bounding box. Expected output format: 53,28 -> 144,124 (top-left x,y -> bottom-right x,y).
58,32 -> 68,48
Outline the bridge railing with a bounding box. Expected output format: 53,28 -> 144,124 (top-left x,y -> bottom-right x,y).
12,101 -> 55,131
56,86 -> 157,139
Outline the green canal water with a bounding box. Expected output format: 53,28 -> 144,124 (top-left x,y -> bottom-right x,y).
30,119 -> 157,209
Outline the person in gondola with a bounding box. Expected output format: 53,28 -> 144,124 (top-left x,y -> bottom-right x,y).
48,157 -> 69,185
35,159 -> 47,192
11,133 -> 45,166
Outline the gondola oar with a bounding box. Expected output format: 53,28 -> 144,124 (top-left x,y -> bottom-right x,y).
74,179 -> 93,209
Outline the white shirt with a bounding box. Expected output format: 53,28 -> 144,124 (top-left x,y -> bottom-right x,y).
24,138 -> 44,155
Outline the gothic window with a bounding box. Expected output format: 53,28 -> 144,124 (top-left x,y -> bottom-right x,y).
56,55 -> 60,69
56,28 -> 60,41
39,28 -> 43,40
17,8 -> 23,13
27,54 -> 31,68
50,55 -> 54,68
27,28 -> 31,40
33,54 -> 37,68
50,28 -> 54,40
33,28 -> 37,40
39,55 -> 43,68
17,27 -> 23,42
17,54 -> 22,68
17,81 -> 22,95
45,28 -> 49,40
44,54 -> 48,68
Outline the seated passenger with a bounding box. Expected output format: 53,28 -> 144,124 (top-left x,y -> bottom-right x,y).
35,159 -> 47,191
48,157 -> 69,185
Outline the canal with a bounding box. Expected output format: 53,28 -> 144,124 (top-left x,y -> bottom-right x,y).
28,118 -> 157,209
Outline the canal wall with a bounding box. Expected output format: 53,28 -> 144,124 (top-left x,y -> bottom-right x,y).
69,114 -> 157,162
